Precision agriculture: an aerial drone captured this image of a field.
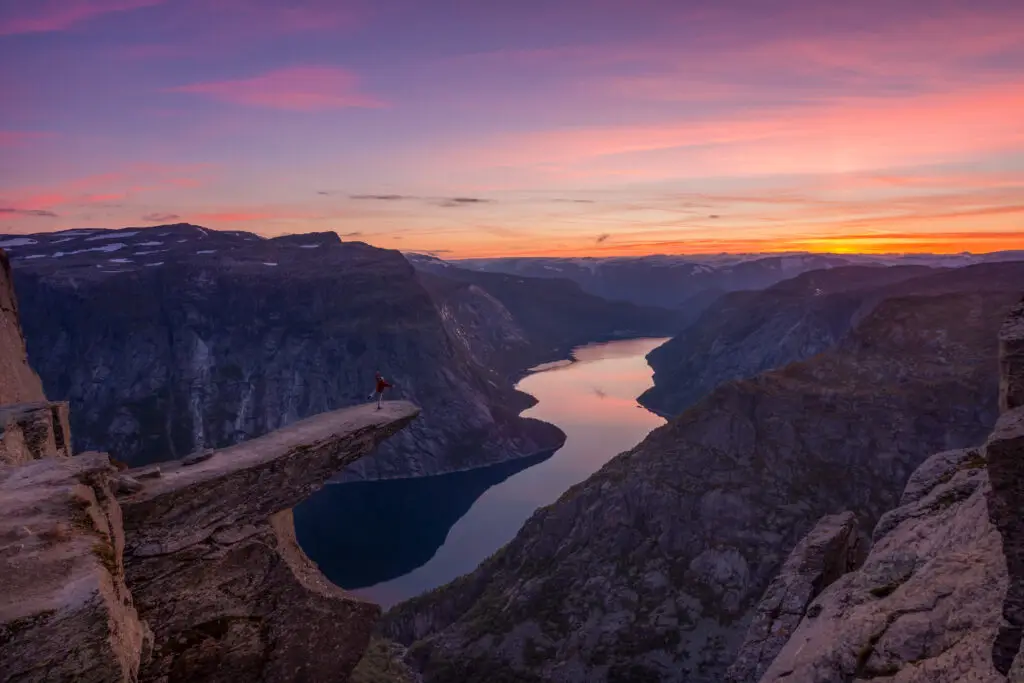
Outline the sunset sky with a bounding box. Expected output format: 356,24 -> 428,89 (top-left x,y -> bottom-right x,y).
1,0 -> 1023,258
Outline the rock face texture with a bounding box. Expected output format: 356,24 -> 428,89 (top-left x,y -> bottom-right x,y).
0,248 -> 71,466
642,261 -> 1024,417
0,401 -> 72,465
724,512 -> 862,683
119,401 -> 419,682
382,281 -> 1017,683
0,249 -> 44,405
988,301 -> 1024,676
0,402 -> 419,683
0,453 -> 150,683
7,225 -> 568,476
758,445 -> 1004,682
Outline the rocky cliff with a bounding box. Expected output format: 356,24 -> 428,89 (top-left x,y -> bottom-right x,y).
380,270 -> 1019,682
411,258 -> 685,378
1,248 -> 424,682
5,225 -> 564,477
642,261 -> 1024,417
1,401 -> 420,683
0,248 -> 71,465
743,302 -> 1024,681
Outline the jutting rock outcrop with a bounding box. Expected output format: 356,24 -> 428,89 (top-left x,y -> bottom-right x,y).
121,401 -> 419,682
1,401 -> 420,683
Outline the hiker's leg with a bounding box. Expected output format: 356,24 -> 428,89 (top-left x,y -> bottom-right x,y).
377,392 -> 382,408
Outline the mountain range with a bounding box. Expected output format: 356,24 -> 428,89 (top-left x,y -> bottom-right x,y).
379,260 -> 1024,682
1,224 -> 679,477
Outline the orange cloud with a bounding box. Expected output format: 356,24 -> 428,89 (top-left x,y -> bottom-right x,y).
465,82 -> 1024,181
168,66 -> 385,111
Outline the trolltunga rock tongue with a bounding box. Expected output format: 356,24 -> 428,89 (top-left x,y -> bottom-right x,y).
117,400 -> 420,682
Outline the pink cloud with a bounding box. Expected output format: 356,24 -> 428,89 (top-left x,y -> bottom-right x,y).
167,66 -> 385,111
0,163 -> 216,211
459,81 -> 1024,182
0,0 -> 165,36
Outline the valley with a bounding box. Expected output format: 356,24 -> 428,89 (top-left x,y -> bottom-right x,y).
295,336 -> 667,607
2,228 -> 1024,683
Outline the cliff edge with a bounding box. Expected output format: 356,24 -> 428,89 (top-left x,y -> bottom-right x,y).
1,401 -> 419,683
0,249 -> 70,465
745,299 -> 1024,682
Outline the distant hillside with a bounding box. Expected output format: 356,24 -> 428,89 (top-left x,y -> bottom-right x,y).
409,253 -> 686,378
448,251 -> 1024,316
641,260 -> 1024,417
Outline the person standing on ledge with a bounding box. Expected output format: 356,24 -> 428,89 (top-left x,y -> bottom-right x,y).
368,372 -> 392,410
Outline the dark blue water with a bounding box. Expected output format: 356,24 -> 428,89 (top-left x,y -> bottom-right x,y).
294,337 -> 667,607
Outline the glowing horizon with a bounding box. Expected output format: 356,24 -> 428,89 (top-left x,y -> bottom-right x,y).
2,0 -> 1023,259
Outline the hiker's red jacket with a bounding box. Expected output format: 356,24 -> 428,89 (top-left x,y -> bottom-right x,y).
375,377 -> 392,393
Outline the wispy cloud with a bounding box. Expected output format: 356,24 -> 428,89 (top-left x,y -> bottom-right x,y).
346,193 -> 494,207
439,197 -> 493,207
0,0 -> 165,36
168,66 -> 384,111
0,208 -> 59,217
141,212 -> 180,222
349,194 -> 417,201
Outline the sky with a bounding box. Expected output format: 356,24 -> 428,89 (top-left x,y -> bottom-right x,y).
1,0 -> 1023,258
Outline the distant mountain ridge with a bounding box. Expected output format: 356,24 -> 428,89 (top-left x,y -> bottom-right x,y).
641,261 -> 1024,417
445,251 -> 1024,315
2,224 -> 678,479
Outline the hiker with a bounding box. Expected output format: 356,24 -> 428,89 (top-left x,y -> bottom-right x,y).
368,372 -> 392,409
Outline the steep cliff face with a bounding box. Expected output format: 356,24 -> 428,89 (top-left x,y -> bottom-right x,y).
8,225 -> 561,475
0,248 -> 71,465
642,261 -> 1024,417
0,249 -> 45,405
415,263 -> 684,379
0,453 -> 150,683
381,280 -> 1017,682
756,447 -> 1004,683
754,307 -> 1024,683
639,265 -> 936,416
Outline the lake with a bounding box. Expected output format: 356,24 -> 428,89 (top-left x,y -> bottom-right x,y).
294,337 -> 669,608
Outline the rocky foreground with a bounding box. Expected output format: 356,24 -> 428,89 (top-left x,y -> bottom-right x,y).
381,266 -> 1022,682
